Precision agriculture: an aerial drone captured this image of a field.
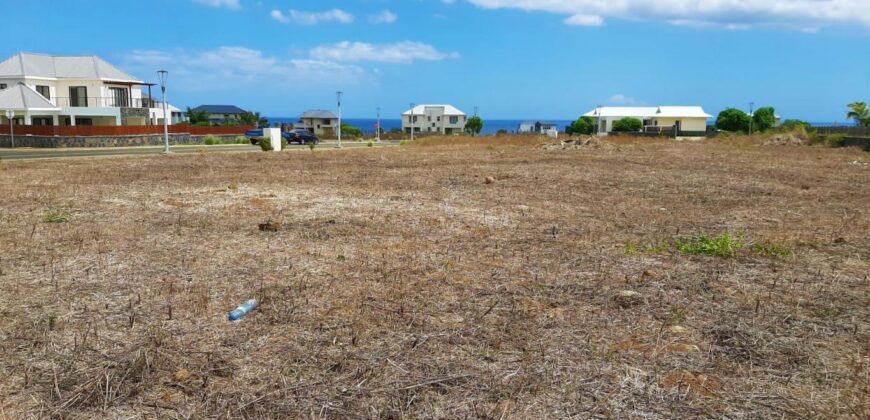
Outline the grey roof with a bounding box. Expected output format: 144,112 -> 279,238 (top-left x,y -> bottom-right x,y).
192,105 -> 247,114
301,109 -> 338,119
0,83 -> 60,110
0,52 -> 141,82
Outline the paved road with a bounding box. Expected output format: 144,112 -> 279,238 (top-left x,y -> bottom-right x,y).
0,141 -> 396,161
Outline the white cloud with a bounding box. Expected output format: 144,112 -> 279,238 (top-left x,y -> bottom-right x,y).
564,14 -> 603,26
464,0 -> 870,30
270,8 -> 354,25
369,10 -> 398,24
309,41 -> 460,64
191,0 -> 240,10
122,46 -> 364,91
607,94 -> 640,105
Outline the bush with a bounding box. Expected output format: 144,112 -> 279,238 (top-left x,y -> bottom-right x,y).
367,141 -> 374,147
566,116 -> 595,135
716,108 -> 750,133
42,209 -> 71,223
752,107 -> 776,132
674,233 -> 744,258
826,133 -> 846,147
779,119 -> 810,131
203,135 -> 218,145
611,117 -> 643,132
259,137 -> 273,151
340,123 -> 362,138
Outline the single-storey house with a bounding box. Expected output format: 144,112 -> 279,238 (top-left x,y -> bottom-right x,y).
583,106 -> 712,136
518,121 -> 558,134
296,109 -> 338,137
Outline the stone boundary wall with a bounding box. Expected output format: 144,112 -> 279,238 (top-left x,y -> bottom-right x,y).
0,134 -> 244,148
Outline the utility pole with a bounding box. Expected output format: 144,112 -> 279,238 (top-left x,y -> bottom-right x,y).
158,70 -> 170,153
749,102 -> 754,135
5,109 -> 14,148
336,91 -> 343,149
410,103 -> 415,141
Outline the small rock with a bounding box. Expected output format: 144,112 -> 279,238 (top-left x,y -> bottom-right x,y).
484,176 -> 495,184
641,269 -> 657,279
173,368 -> 192,382
833,237 -> 846,244
613,290 -> 644,308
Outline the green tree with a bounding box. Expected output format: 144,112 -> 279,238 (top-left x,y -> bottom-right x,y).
715,108 -> 751,133
340,123 -> 362,138
185,107 -> 210,126
611,117 -> 643,132
846,102 -> 869,127
465,116 -> 484,137
566,116 -> 595,135
239,111 -> 268,128
752,107 -> 776,132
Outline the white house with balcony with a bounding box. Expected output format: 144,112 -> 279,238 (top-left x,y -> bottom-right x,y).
0,52 -> 181,127
402,104 -> 467,135
583,106 -> 712,136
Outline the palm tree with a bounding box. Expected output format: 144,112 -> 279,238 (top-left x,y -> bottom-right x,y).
846,102 -> 869,127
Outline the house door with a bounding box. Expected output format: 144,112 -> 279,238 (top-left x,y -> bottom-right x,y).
674,120 -> 682,136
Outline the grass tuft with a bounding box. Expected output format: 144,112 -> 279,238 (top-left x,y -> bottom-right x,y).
673,233 -> 744,257
41,209 -> 71,223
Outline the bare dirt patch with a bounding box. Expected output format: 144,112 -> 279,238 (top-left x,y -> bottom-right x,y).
0,136 -> 867,418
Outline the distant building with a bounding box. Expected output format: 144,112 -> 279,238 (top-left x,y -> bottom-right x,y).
143,95 -> 187,125
0,51 -> 181,126
402,104 -> 466,135
582,106 -> 712,136
518,121 -> 559,134
297,109 -> 339,136
191,105 -> 247,125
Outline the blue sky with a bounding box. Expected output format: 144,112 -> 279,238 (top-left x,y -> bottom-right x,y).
2,0 -> 868,121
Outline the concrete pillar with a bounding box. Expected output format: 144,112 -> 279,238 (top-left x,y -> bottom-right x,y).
263,128 -> 282,151
24,112 -> 31,125
52,115 -> 59,126
70,115 -> 76,126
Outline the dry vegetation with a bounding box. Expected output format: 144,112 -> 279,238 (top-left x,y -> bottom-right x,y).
0,135 -> 867,418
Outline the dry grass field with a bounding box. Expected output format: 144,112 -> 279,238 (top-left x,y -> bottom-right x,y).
0,136 -> 867,418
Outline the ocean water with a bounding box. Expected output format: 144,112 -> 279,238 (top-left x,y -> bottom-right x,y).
267,117 -> 575,136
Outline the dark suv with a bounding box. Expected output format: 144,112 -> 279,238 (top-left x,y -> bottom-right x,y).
288,130 -> 319,145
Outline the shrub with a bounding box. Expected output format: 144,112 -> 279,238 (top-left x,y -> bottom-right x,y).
780,119 -> 810,131
611,117 -> 643,132
203,135 -> 218,145
341,123 -> 363,138
367,141 -> 374,147
716,108 -> 751,133
399,140 -> 409,146
826,133 -> 846,147
42,209 -> 71,223
566,116 -> 595,135
752,107 -> 777,132
236,136 -> 250,144
308,142 -> 316,151
752,242 -> 793,258
674,233 -> 744,257
259,137 -> 273,152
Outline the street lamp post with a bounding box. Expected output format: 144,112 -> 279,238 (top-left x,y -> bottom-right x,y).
157,70 -> 170,153
376,107 -> 380,142
409,103 -> 415,141
748,102 -> 755,135
336,91 -> 343,149
5,109 -> 14,148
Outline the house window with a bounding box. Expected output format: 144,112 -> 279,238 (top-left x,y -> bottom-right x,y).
109,87 -> 129,107
449,116 -> 459,124
322,119 -> 331,125
69,86 -> 88,107
437,116 -> 441,122
36,85 -> 50,99
0,83 -> 7,90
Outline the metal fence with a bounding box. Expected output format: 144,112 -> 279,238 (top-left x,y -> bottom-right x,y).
810,125 -> 870,136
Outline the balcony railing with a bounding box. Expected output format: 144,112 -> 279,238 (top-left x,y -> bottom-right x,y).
52,97 -> 149,108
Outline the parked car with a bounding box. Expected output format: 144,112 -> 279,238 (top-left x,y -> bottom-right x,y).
244,129 -> 319,145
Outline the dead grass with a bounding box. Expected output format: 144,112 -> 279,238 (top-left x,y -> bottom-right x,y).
0,135 -> 867,418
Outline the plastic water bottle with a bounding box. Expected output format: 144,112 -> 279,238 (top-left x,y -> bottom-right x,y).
228,299 -> 258,321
